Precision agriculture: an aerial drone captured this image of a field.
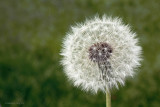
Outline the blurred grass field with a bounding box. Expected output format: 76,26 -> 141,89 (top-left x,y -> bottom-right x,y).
0,0 -> 160,107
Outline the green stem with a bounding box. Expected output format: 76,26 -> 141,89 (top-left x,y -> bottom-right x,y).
106,89 -> 111,107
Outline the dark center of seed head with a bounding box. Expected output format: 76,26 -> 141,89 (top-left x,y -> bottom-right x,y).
88,42 -> 113,62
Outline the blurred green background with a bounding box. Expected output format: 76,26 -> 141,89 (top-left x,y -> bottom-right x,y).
0,0 -> 160,107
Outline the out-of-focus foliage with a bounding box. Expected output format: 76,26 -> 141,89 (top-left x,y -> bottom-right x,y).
0,0 -> 160,107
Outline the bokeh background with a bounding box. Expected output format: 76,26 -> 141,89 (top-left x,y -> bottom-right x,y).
0,0 -> 160,107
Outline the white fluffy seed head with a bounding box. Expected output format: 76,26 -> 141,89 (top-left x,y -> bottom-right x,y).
60,15 -> 142,93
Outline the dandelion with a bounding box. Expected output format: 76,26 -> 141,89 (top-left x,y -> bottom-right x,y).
60,15 -> 142,107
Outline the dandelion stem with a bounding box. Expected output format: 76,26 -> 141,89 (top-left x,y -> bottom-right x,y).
106,89 -> 111,107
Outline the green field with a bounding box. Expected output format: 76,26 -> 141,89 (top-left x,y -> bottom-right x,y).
0,0 -> 160,107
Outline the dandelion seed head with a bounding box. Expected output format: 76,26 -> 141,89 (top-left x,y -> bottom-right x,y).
61,15 -> 142,93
